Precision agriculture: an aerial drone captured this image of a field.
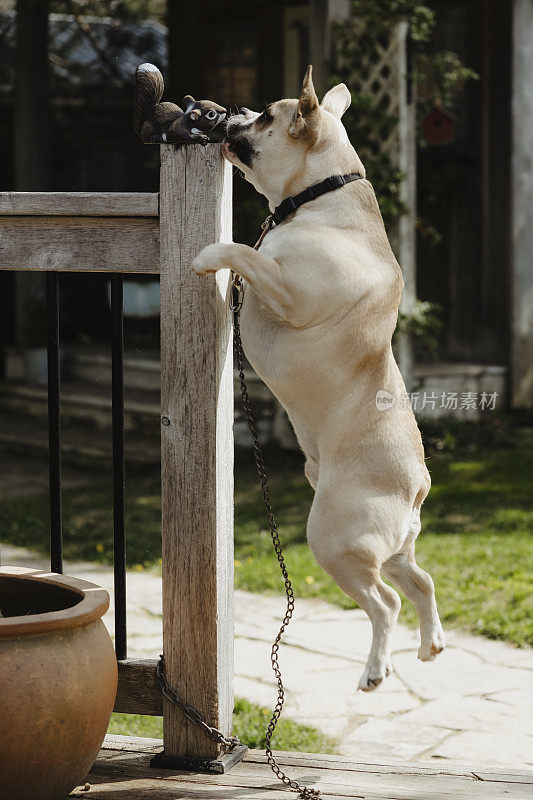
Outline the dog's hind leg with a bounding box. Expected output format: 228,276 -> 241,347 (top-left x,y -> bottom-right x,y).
296,429 -> 320,490
383,534 -> 445,661
307,490 -> 401,691
304,456 -> 319,490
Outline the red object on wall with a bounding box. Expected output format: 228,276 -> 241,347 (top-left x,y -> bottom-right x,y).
422,105 -> 457,144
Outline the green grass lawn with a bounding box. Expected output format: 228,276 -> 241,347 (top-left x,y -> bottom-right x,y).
233,446 -> 533,647
1,444 -> 531,646
109,698 -> 334,752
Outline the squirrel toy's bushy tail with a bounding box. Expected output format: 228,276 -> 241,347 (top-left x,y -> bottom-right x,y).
133,63 -> 164,137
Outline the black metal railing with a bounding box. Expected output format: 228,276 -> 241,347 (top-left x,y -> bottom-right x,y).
46,271 -> 127,660
46,272 -> 63,575
111,275 -> 127,660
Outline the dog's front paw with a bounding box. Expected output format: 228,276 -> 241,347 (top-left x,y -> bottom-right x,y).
192,244 -> 227,276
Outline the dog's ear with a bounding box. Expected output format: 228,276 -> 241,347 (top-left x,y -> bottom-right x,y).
321,83 -> 351,119
183,95 -> 195,107
289,65 -> 320,140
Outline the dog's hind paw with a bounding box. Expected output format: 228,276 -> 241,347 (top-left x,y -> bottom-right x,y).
358,661 -> 393,692
418,627 -> 446,661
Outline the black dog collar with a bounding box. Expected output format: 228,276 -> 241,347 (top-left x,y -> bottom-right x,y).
272,172 -> 364,226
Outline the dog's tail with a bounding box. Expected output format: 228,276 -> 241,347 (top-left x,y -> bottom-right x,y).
133,63 -> 164,138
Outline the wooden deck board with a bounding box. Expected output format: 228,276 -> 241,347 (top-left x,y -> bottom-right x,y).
71,737 -> 533,800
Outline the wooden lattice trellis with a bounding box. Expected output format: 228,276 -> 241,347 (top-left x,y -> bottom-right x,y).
334,20 -> 405,166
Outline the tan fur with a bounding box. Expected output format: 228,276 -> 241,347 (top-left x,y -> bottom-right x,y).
193,66 -> 445,690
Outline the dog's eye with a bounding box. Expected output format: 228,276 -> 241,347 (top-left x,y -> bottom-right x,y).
205,110 -> 217,120
256,109 -> 273,126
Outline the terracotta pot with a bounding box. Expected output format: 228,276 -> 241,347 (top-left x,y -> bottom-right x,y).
0,567 -> 118,800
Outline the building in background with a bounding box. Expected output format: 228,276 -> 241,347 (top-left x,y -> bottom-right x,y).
0,0 -> 531,433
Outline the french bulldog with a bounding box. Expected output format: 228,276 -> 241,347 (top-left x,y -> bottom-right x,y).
192,66 -> 445,691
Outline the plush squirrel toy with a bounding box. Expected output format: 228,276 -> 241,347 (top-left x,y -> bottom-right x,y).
133,63 -> 227,144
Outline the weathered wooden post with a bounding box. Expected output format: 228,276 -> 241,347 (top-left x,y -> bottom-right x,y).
396,20 -> 417,394
157,143 -> 236,767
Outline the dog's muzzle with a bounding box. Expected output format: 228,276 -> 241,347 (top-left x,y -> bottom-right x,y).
223,129 -> 255,169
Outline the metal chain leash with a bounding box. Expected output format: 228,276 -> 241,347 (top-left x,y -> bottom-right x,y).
156,655 -> 242,752
229,216 -> 320,800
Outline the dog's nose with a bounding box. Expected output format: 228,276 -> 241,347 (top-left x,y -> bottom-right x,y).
239,107 -> 252,117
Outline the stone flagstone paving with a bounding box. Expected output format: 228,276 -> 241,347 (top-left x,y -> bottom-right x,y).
2,543 -> 532,770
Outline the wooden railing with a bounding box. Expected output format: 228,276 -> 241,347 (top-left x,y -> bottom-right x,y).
0,144 -> 235,763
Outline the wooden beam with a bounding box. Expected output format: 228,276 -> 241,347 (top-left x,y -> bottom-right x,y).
0,216 -> 159,273
0,192 -> 158,217
396,20 -> 417,393
114,659 -> 162,716
511,0 -> 533,405
159,143 -> 233,761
